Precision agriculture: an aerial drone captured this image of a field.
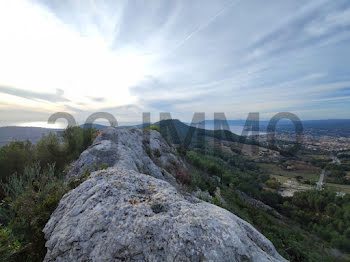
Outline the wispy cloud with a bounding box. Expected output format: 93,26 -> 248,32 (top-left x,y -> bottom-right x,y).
0,86 -> 69,102
88,97 -> 106,103
0,0 -> 350,125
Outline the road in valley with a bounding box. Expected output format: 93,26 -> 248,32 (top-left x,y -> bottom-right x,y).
316,155 -> 341,191
317,169 -> 325,190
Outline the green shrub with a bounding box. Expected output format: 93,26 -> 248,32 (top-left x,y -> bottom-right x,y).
0,127 -> 96,197
0,226 -> 20,260
265,179 -> 281,190
176,145 -> 187,156
0,127 -> 101,261
62,126 -> 96,161
143,125 -> 160,133
0,161 -> 108,261
0,163 -> 67,261
35,133 -> 65,171
0,140 -> 33,187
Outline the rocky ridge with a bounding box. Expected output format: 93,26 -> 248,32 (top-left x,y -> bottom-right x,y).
43,127 -> 287,261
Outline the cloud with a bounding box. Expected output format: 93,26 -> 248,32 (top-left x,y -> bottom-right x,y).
246,1 -> 350,62
88,97 -> 106,102
0,85 -> 69,103
0,0 -> 350,125
171,0 -> 242,53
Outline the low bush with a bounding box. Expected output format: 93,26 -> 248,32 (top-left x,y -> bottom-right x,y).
143,125 -> 160,133
175,169 -> 192,185
0,163 -> 67,261
265,179 -> 281,190
0,161 -> 109,261
0,126 -> 98,261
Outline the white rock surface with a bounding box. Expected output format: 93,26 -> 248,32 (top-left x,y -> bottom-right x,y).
44,128 -> 287,262
68,127 -> 180,183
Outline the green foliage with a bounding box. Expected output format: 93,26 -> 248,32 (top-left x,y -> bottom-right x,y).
62,126 -> 97,161
265,179 -> 281,190
1,121 -> 349,261
282,190 -> 350,253
0,160 -> 109,261
0,226 -> 20,260
0,140 -> 33,186
0,126 -> 98,261
211,187 -> 223,207
0,127 -> 96,196
176,145 -> 187,157
148,125 -> 160,132
186,150 -> 268,199
187,148 -> 345,261
308,156 -> 332,169
153,119 -> 242,149
325,164 -> 350,184
35,133 -> 65,171
0,163 -> 67,261
186,151 -> 224,175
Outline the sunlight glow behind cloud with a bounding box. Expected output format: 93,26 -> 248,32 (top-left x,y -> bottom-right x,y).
0,0 -> 350,126
0,0 -> 152,118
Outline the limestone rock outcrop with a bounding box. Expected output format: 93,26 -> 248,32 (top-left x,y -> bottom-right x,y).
44,128 -> 287,262
67,127 -> 180,183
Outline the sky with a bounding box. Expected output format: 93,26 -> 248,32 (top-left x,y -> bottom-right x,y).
1,0 -> 350,128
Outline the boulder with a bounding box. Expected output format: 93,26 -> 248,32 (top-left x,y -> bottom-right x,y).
44,168 -> 287,262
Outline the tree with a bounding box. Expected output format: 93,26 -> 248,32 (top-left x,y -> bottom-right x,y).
35,133 -> 65,171
0,140 -> 33,183
62,126 -> 96,161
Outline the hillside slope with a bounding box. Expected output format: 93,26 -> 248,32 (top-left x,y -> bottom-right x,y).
0,126 -> 61,146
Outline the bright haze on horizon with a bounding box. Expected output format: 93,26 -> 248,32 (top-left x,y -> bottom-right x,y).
0,0 -> 350,128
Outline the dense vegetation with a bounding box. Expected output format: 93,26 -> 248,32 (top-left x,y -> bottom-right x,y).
177,146 -> 350,261
158,119 -> 350,260
0,127 -> 97,261
154,119 -> 243,147
0,127 -> 96,187
325,163 -> 350,185
283,190 -> 350,252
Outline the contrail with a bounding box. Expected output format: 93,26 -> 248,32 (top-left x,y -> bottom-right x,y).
171,0 -> 242,53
